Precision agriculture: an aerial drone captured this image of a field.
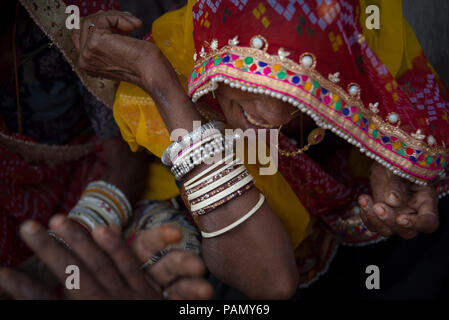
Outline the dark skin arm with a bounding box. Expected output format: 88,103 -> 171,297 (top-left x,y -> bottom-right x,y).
100,137 -> 148,204
71,11 -> 299,299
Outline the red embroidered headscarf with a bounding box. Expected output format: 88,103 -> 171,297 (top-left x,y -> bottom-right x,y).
188,0 -> 449,187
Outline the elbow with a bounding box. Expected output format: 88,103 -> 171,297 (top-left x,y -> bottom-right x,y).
246,268 -> 299,300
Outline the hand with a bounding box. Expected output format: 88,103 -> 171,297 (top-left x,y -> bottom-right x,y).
70,9 -> 194,131
71,10 -> 160,88
358,162 -> 439,239
0,215 -> 212,300
131,226 -> 213,300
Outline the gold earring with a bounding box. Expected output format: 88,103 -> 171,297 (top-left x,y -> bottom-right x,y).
277,122 -> 326,157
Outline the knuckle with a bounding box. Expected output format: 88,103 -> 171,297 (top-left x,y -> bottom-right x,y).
120,260 -> 138,275
168,250 -> 185,264
87,35 -> 101,51
77,58 -> 89,70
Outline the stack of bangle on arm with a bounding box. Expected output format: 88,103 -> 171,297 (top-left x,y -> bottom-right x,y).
162,121 -> 266,238
67,180 -> 132,233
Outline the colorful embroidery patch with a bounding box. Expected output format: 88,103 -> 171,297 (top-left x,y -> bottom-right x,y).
189,52 -> 448,172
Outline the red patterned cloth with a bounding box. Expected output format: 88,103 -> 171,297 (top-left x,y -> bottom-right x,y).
0,0 -> 119,267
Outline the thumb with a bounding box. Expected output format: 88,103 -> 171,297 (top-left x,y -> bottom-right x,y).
383,173 -> 409,207
102,13 -> 142,32
70,29 -> 81,53
131,225 -> 183,264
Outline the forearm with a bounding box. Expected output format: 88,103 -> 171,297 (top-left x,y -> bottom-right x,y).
139,50 -> 299,298
100,137 -> 148,204
198,188 -> 299,299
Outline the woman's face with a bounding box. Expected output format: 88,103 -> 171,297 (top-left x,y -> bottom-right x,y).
215,85 -> 298,131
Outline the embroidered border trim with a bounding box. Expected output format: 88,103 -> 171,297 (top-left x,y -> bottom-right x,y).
188,46 -> 448,184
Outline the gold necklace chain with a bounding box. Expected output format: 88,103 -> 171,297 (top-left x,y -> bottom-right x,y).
277,111 -> 326,157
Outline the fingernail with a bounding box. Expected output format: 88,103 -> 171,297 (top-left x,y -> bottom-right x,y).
374,206 -> 386,218
388,191 -> 400,203
93,225 -> 107,236
359,198 -> 368,208
21,221 -> 39,235
398,217 -> 410,226
50,215 -> 66,229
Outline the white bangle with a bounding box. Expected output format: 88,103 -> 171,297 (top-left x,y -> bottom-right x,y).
184,154 -> 238,188
69,209 -> 101,231
201,194 -> 265,238
187,165 -> 246,201
87,181 -> 132,219
78,197 -> 122,226
190,174 -> 254,212
82,190 -> 122,222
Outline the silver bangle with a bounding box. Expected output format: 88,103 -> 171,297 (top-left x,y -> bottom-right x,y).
172,135 -> 235,180
161,121 -> 225,167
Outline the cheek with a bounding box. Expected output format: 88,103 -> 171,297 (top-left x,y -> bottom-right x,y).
220,101 -> 244,128
262,108 -> 293,125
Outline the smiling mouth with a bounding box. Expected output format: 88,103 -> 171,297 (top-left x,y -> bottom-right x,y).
242,108 -> 277,129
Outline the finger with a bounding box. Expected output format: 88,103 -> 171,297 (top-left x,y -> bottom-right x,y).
79,16 -> 93,54
358,195 -> 393,237
19,220 -> 103,299
148,251 -> 206,287
397,210 -> 439,234
394,224 -> 419,240
49,215 -> 129,294
131,225 -> 183,264
369,162 -> 390,202
358,195 -> 389,235
71,29 -> 81,53
102,11 -> 143,31
380,206 -> 419,239
86,11 -> 142,33
383,174 -> 410,208
92,226 -> 159,298
164,278 -> 213,300
359,194 -> 376,230
371,202 -> 398,228
0,268 -> 55,300
368,201 -> 419,239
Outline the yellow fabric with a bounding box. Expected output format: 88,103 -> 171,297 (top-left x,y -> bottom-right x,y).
360,0 -> 423,79
142,162 -> 180,200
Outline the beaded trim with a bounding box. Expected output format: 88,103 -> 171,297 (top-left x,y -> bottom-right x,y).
188,45 -> 448,185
